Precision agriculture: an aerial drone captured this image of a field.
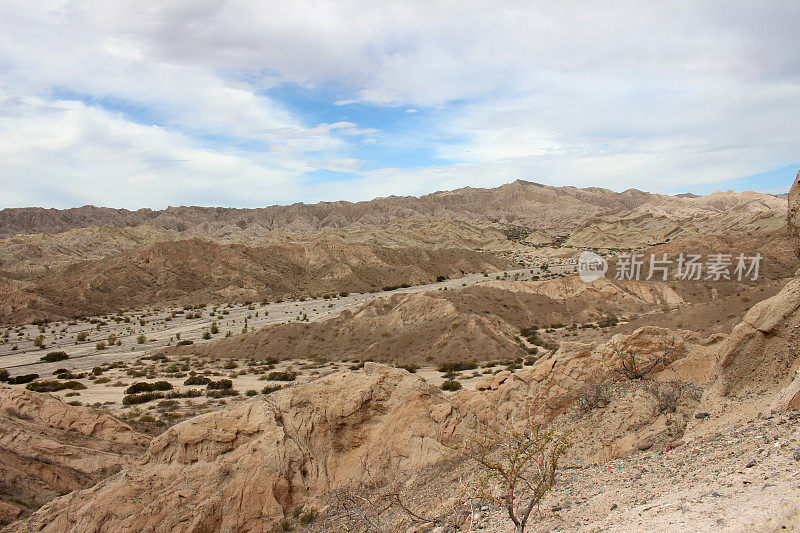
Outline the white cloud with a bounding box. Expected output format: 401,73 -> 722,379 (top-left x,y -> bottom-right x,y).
1,0 -> 798,207
0,93 -> 308,208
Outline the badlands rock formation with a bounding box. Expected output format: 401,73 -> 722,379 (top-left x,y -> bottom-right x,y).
1,181 -> 790,324
8,324 -> 704,532
691,170 -> 800,431
789,170 -> 800,261
1,238 -> 509,323
0,388 -> 149,525
7,365 -> 478,532
180,277 -> 685,364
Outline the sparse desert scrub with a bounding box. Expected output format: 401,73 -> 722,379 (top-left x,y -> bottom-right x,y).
40,351 -> 69,362
26,380 -> 86,393
125,381 -> 172,395
441,380 -> 462,391
612,337 -> 680,380
206,379 -> 233,390
577,382 -> 611,411
438,362 -> 477,373
267,371 -> 296,381
122,391 -> 165,405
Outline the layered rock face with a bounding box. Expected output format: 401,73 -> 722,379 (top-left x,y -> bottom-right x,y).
179,277 -> 685,365
7,365 -> 478,532
4,325 -> 713,531
789,170 -> 800,261
0,388 -> 149,525
692,171 -> 800,427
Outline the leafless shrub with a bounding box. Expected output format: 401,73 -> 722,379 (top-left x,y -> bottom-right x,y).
611,337 -> 680,380
645,380 -> 702,415
577,382 -> 611,412
320,481 -> 457,532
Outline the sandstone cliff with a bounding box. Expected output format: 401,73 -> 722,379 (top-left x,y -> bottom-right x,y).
0,388 -> 149,525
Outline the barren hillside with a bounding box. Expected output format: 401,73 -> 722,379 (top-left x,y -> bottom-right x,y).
0,239 -> 509,323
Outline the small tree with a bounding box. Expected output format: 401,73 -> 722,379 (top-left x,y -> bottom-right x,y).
463,415 -> 570,533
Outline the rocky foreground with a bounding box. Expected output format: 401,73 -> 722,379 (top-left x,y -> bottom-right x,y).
0,174 -> 798,532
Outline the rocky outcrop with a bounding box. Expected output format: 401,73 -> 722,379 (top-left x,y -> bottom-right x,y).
180,279 -> 686,365
0,388 -> 149,525
789,170 -> 800,261
456,326 -> 695,463
691,175 -> 800,430
7,365 -> 477,532
7,326 -> 705,531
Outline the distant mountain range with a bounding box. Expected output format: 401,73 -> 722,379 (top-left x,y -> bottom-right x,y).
0,180 -> 793,323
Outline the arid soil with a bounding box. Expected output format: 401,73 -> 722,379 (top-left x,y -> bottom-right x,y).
0,177 -> 798,532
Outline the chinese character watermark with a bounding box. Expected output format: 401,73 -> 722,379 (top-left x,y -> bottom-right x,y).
578,252 -> 761,282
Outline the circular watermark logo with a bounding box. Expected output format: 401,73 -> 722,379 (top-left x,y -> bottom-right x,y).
577,251 -> 608,282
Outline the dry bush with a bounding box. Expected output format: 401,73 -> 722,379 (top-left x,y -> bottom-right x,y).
577,382 -> 611,412
611,337 -> 680,380
320,479 -> 459,532
644,380 -> 702,415
462,414 -> 571,533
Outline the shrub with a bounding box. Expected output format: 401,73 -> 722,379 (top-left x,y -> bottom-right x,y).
26,380 -> 86,393
207,379 -> 233,390
0,369 -> 9,382
440,380 -> 462,391
136,335 -> 146,344
597,314 -> 619,328
262,385 -> 282,395
176,340 -> 194,346
184,375 -> 211,386
267,371 -> 296,382
245,389 -> 258,396
41,351 -> 69,363
125,381 -> 173,395
122,392 -> 165,405
202,331 -> 211,340
462,416 -> 570,533
206,389 -> 239,398
398,363 -> 418,373
96,341 -> 107,350
210,322 -> 219,334
437,362 -> 477,373
76,332 -> 88,342
33,335 -> 45,348
165,389 -> 204,399
7,374 -> 39,385
577,383 -> 611,411
299,508 -> 318,525
224,361 -> 237,369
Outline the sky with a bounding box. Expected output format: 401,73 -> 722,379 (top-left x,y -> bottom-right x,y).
1,1 -> 799,209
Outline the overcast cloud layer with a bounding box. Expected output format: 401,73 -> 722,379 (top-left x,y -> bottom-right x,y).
1,0 -> 799,208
